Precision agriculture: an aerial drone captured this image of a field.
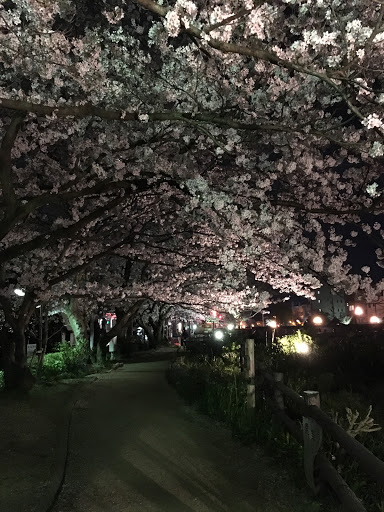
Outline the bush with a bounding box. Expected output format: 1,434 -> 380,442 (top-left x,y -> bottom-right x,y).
167,355 -> 298,450
0,370 -> 4,390
38,342 -> 90,382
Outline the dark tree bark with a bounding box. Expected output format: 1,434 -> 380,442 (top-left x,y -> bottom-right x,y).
100,300 -> 145,355
0,293 -> 36,391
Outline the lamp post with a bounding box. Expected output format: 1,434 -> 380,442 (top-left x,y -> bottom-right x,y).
353,305 -> 364,324
266,318 -> 277,344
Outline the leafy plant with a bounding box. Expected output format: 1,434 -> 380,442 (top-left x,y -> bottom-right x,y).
277,330 -> 314,356
330,405 -> 381,438
38,341 -> 90,382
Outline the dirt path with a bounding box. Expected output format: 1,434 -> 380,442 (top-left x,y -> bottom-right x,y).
51,361 -> 317,512
0,381 -> 81,512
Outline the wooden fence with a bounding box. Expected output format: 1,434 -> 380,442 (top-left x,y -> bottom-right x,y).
244,339 -> 384,512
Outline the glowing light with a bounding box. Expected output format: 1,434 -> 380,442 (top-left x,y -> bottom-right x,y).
354,306 -> 364,316
177,322 -> 182,332
192,324 -> 198,330
267,319 -> 277,329
313,316 -> 323,325
211,310 -> 217,318
370,316 -> 381,324
214,330 -> 224,341
14,288 -> 25,297
227,323 -> 235,331
295,341 -> 310,354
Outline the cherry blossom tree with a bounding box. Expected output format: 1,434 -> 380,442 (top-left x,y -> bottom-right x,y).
2,1 -> 384,388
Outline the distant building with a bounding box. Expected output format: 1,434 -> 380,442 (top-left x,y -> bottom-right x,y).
314,285 -> 348,321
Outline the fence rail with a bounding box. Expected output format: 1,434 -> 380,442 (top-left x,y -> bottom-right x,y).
244,339 -> 384,512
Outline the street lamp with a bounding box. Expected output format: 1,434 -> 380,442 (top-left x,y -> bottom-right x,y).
354,306 -> 364,316
266,319 -> 277,344
312,316 -> 323,326
14,288 -> 25,297
370,316 -> 381,324
213,330 -> 224,341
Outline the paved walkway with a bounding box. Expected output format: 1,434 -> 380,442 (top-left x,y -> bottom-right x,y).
51,361 -> 316,512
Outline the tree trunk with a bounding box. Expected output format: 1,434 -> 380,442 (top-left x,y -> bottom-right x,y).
142,324 -> 156,349
101,300 -> 145,347
149,312 -> 168,348
3,324 -> 35,392
64,298 -> 88,346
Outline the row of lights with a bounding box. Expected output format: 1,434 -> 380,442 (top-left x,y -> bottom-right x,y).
313,309 -> 381,325
353,305 -> 381,323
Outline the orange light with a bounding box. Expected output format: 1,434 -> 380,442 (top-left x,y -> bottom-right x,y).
313,316 -> 323,325
370,316 -> 381,324
354,306 -> 364,316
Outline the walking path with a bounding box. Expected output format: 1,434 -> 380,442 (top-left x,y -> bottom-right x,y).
49,361 -> 317,512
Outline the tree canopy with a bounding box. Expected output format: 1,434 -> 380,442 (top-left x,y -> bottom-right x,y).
1,0 -> 384,330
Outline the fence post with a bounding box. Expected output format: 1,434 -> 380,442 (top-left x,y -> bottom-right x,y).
245,339 -> 255,409
273,372 -> 284,410
303,390 -> 322,494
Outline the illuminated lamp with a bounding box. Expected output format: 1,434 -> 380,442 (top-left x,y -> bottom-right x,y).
354,306 -> 364,316
214,330 -> 224,341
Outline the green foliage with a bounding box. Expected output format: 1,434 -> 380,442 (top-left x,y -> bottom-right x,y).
169,347 -> 384,512
277,330 -> 314,356
167,355 -> 302,455
38,342 -> 90,382
0,370 -> 4,390
221,342 -> 241,367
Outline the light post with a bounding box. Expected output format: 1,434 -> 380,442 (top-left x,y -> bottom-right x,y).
353,305 -> 364,324
261,310 -> 270,326
266,318 -> 277,345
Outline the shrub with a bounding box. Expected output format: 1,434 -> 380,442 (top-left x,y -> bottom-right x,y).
0,370 -> 4,390
169,349 -> 384,511
38,342 -> 90,382
277,330 -> 314,356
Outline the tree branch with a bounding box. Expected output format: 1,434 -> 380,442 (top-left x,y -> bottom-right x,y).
0,195 -> 125,263
0,116 -> 24,220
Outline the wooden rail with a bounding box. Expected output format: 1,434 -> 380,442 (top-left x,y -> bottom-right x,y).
245,339 -> 383,512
